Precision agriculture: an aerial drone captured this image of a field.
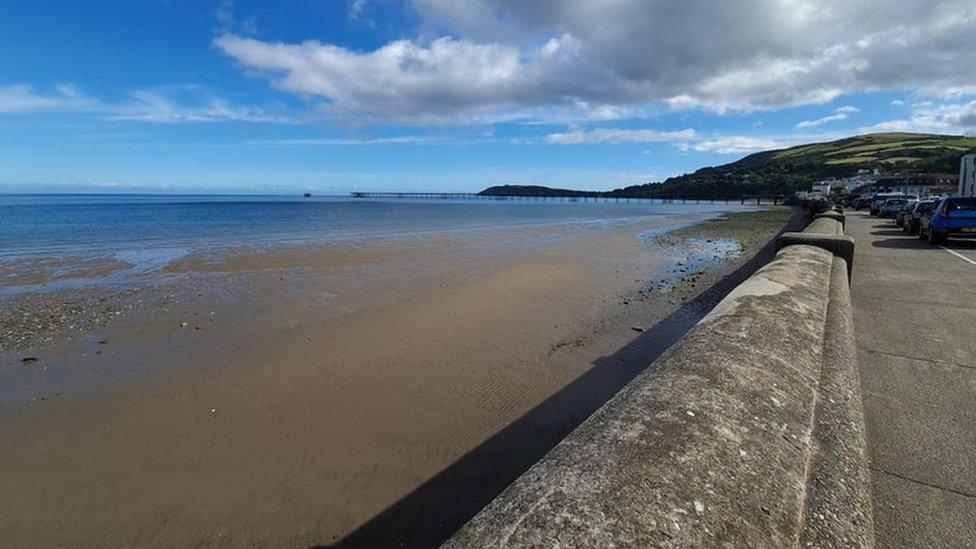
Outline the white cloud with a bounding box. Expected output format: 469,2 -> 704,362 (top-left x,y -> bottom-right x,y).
539,125 -> 820,156
0,84 -> 97,114
545,127 -> 696,145
796,113 -> 848,129
213,0 -> 976,122
796,105 -> 861,128
866,99 -> 976,135
0,83 -> 290,124
245,136 -> 434,146
214,34 -> 563,123
216,0 -> 258,35
113,88 -> 292,124
891,99 -> 906,106
685,136 -> 794,154
348,0 -> 369,22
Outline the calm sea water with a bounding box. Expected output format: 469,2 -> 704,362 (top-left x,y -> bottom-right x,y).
1,194 -> 754,294
1,194 -> 755,255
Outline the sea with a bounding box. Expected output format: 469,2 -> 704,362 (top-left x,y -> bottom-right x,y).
1,194 -> 755,295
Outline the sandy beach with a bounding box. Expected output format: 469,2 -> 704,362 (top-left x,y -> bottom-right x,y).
0,207 -> 794,546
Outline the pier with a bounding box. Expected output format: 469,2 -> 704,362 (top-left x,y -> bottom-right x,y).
350,191 -> 785,205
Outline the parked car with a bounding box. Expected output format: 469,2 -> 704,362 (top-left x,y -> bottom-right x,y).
852,195 -> 874,210
879,197 -> 910,218
870,193 -> 910,215
902,200 -> 936,234
918,197 -> 976,244
895,200 -> 918,227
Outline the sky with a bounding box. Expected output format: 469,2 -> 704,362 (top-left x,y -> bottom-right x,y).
1,0 -> 975,194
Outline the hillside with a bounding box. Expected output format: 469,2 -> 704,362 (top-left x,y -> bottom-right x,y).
479,133 -> 975,199
608,133 -> 976,198
477,184 -> 595,197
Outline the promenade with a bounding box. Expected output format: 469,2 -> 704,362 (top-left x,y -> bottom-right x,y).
848,212 -> 976,547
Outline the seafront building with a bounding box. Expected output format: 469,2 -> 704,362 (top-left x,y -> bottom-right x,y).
846,173 -> 956,198
805,171 -> 956,200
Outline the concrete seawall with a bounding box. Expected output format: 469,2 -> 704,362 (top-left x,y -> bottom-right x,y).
445,213 -> 873,547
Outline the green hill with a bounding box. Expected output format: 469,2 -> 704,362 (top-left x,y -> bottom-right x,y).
477,184 -> 594,197
609,133 -> 976,198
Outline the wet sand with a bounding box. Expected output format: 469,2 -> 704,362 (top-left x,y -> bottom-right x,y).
0,207 -> 794,546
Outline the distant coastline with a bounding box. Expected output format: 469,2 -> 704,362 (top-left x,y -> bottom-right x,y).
484,132 -> 973,200
477,184 -> 599,198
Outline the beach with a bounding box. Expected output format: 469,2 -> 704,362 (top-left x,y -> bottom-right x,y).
0,200 -> 793,546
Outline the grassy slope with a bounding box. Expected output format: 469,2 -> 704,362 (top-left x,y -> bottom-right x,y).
610,133 -> 976,198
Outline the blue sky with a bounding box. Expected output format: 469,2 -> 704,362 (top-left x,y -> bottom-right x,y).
1,0 -> 974,193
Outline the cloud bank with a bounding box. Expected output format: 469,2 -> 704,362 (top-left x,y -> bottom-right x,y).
866,99 -> 976,135
214,0 -> 976,122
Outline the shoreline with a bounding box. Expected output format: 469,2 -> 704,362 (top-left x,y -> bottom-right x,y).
1,206 -> 794,546
0,208 -> 752,357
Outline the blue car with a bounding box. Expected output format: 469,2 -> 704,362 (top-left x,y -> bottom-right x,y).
918,197 -> 976,244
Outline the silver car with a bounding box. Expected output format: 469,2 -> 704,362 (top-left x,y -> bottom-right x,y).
879,197 -> 909,218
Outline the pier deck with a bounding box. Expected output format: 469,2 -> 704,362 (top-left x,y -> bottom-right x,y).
350,191 -> 784,204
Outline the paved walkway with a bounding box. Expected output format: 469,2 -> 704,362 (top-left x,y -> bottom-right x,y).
847,211 -> 976,548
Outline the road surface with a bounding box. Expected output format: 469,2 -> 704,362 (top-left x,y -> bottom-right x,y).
848,211 -> 976,547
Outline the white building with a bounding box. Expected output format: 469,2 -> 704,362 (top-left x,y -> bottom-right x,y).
811,182 -> 832,195
811,179 -> 843,196
959,153 -> 976,197
845,174 -> 880,194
